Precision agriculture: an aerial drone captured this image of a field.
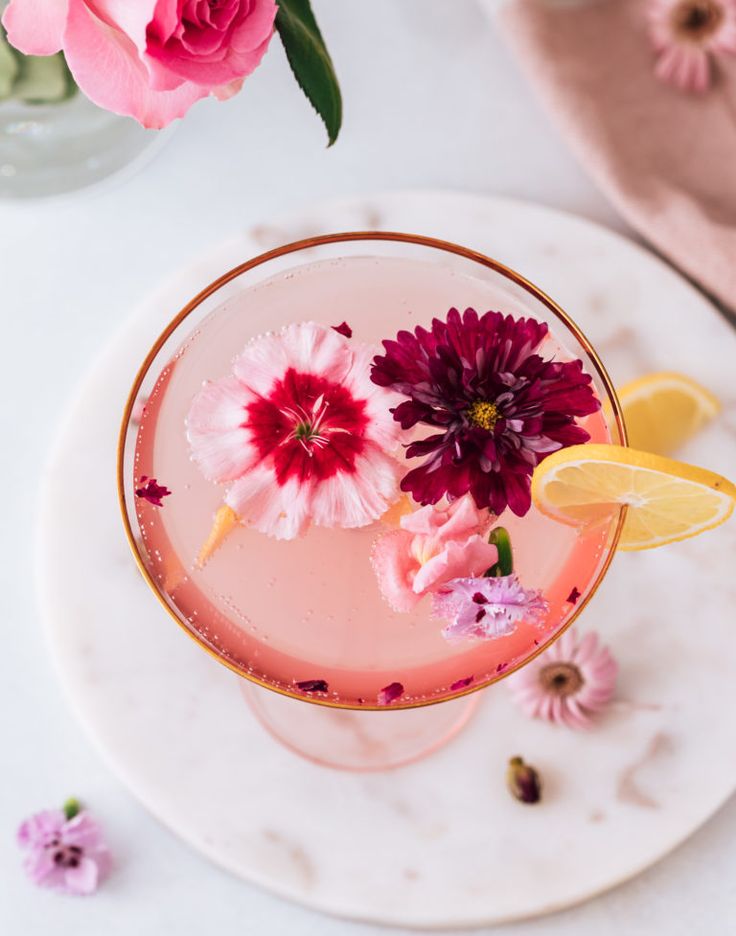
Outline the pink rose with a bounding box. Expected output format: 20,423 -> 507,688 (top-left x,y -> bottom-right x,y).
370,495 -> 498,613
2,0 -> 277,128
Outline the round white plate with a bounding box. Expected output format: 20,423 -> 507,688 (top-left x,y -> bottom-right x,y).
38,191 -> 736,928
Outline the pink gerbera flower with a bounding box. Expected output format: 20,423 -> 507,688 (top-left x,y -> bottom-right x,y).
508,629 -> 618,729
187,322 -> 402,539
649,0 -> 736,92
433,574 -> 549,641
371,309 -> 599,517
17,802 -> 110,895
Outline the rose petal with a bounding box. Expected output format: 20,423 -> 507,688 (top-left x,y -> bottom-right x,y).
377,682 -> 404,705
2,0 -> 68,55
370,529 -> 420,613
295,679 -> 328,692
331,322 -> 352,338
64,0 -> 209,129
450,676 -> 473,691
566,586 -> 582,605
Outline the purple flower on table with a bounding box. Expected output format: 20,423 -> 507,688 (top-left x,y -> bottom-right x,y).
371,308 -> 600,517
433,574 -> 549,642
17,804 -> 110,895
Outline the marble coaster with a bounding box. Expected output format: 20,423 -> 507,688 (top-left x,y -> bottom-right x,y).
38,192 -> 736,928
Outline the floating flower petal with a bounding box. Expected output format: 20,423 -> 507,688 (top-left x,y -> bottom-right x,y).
434,574 -> 549,642
332,321 -> 353,338
377,681 -> 404,705
296,679 -> 329,692
135,477 -> 171,507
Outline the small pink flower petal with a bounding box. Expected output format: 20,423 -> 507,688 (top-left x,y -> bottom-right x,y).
308,446 -> 401,529
2,0 -> 68,55
296,679 -> 328,692
370,529 -> 420,612
377,682 -> 404,705
342,342 -> 403,452
450,676 -> 474,691
226,465 -> 310,540
412,535 -> 498,595
63,857 -> 99,896
332,322 -> 352,338
186,375 -> 258,482
135,477 -> 171,507
566,586 -> 581,605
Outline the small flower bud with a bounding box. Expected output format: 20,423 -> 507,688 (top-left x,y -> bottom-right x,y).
506,756 -> 542,804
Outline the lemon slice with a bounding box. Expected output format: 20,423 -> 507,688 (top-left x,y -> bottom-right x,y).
532,444 -> 736,550
613,372 -> 720,455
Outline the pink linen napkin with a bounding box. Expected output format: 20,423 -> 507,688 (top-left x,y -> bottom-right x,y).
496,0 -> 736,314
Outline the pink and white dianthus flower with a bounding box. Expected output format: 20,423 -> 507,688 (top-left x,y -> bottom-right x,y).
370,494 -> 498,612
187,322 -> 402,540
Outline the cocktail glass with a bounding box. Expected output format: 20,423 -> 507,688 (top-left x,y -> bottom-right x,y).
118,232 -> 626,770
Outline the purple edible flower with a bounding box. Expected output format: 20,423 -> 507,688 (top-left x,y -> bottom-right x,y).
17,802 -> 110,895
434,574 -> 549,642
371,308 -> 600,516
566,586 -> 582,605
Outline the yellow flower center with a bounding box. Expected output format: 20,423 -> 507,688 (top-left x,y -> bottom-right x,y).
466,400 -> 501,431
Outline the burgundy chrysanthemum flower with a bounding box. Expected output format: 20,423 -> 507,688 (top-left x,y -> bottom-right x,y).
370,309 -> 601,516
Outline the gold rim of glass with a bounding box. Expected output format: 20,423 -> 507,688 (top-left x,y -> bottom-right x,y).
117,230 -> 628,710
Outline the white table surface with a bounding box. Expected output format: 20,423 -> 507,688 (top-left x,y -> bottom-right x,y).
2,2 -> 735,934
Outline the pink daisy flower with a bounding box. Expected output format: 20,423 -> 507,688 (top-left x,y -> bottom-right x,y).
508,629 -> 618,730
433,574 -> 549,642
649,0 -> 736,92
187,322 -> 402,540
17,804 -> 110,895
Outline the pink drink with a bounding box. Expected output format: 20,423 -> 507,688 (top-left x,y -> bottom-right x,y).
130,251 -> 618,708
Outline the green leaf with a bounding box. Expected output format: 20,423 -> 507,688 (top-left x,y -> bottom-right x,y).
275,0 -> 342,146
484,527 -> 514,578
